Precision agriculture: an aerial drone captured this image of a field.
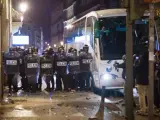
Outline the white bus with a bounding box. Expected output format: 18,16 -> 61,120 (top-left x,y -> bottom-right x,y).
64,9 -> 159,90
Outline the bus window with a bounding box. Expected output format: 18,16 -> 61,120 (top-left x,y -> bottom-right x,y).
87,17 -> 97,49
96,16 -> 157,60
98,16 -> 126,60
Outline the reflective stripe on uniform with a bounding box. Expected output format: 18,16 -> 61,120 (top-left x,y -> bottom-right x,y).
69,61 -> 79,66
6,60 -> 17,65
27,63 -> 39,68
82,59 -> 92,64
57,62 -> 67,66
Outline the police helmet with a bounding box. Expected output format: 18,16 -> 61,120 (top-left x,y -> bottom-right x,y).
72,48 -> 77,52
9,47 -> 14,52
72,49 -> 77,55
68,47 -> 73,53
28,47 -> 34,54
34,47 -> 38,53
83,45 -> 89,52
58,46 -> 64,53
48,48 -> 54,55
44,50 -> 48,55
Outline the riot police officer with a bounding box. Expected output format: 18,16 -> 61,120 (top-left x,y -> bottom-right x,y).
24,47 -> 40,92
37,49 -> 46,91
48,48 -> 55,90
40,49 -> 54,92
65,47 -> 74,91
67,48 -> 80,90
4,47 -> 20,93
79,45 -> 93,91
16,48 -> 27,91
55,46 -> 67,91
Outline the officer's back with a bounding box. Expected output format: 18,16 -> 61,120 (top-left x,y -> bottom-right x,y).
4,48 -> 20,74
55,49 -> 67,74
79,46 -> 92,72
25,48 -> 39,76
67,49 -> 80,74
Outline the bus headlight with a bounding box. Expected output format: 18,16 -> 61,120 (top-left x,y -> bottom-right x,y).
100,73 -> 118,81
101,73 -> 112,81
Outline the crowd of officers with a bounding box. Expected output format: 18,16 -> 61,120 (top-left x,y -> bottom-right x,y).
3,45 -> 93,94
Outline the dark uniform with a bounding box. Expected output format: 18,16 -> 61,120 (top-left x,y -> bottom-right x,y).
4,48 -> 20,93
25,48 -> 39,92
67,49 -> 80,90
48,48 -> 55,90
79,45 -> 93,91
40,50 -> 54,91
17,48 -> 27,91
37,50 -> 45,91
55,48 -> 67,91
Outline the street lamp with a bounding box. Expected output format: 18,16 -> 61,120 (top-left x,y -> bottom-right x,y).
19,2 -> 28,13
60,41 -> 64,46
54,44 -> 57,48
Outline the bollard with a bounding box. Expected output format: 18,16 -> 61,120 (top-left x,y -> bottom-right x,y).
100,86 -> 105,108
95,86 -> 105,119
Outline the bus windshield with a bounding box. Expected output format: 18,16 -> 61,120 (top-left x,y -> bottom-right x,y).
98,16 -> 149,60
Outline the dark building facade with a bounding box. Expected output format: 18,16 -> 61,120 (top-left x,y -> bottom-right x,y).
64,0 -> 122,25
51,0 -> 122,46
51,0 -> 64,47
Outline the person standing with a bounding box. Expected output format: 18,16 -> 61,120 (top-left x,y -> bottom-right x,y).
55,47 -> 67,91
135,51 -> 149,114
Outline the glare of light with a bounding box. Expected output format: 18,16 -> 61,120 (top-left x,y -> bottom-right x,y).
47,44 -> 49,46
65,24 -> 73,29
49,46 -> 51,48
60,41 -> 64,46
20,16 -> 24,22
101,74 -> 112,81
45,42 -> 47,44
19,2 -> 28,13
54,44 -> 57,47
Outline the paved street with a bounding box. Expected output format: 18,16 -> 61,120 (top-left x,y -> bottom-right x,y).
0,91 -> 159,120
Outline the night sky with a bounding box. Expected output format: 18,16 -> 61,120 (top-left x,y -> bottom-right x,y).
27,0 -> 53,42
13,0 -> 53,42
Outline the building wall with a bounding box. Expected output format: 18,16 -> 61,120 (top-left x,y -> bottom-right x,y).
64,0 -> 122,23
51,0 -> 64,46
19,23 -> 43,51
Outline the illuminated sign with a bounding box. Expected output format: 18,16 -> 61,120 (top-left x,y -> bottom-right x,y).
75,35 -> 90,43
13,36 -> 29,45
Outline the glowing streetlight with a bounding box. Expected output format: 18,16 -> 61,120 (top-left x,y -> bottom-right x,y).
20,16 -> 24,22
45,42 -> 47,44
60,41 -> 64,46
47,44 -> 49,46
54,44 -> 57,47
19,2 -> 28,13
